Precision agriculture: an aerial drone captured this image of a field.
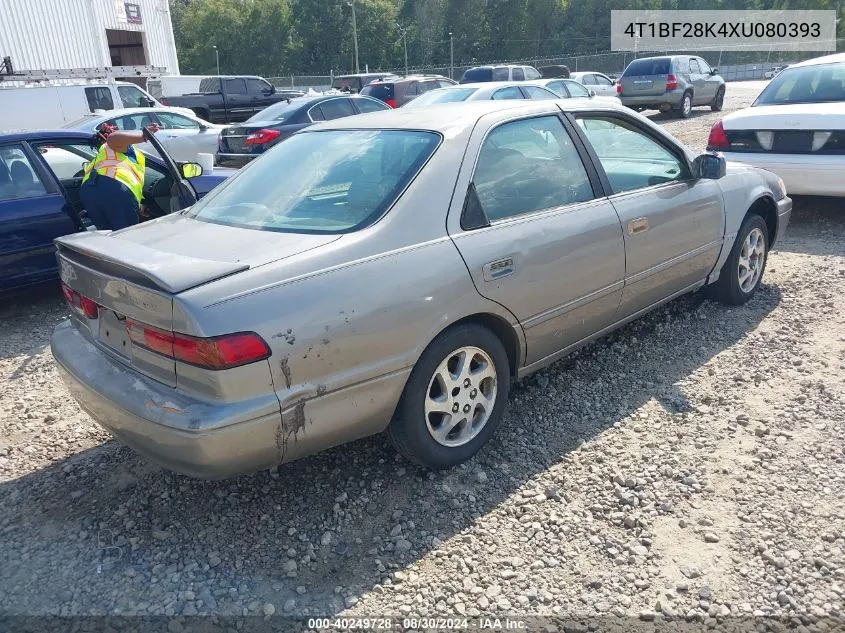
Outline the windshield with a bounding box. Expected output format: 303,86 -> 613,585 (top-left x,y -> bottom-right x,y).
185,130 -> 441,233
754,62 -> 845,105
247,99 -> 307,122
624,58 -> 672,76
406,87 -> 478,107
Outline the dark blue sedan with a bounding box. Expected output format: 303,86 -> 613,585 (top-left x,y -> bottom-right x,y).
216,94 -> 389,168
0,130 -> 231,293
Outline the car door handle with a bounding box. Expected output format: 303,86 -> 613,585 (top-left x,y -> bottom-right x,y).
483,257 -> 515,281
628,217 -> 649,235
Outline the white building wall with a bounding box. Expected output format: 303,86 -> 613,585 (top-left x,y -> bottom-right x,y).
0,0 -> 179,74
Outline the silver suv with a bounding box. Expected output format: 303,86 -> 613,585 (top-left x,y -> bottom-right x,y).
618,55 -> 725,118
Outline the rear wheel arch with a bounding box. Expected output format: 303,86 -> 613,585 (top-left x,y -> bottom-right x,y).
448,313 -> 522,379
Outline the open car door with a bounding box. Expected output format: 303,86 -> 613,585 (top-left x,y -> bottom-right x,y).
142,127 -> 201,212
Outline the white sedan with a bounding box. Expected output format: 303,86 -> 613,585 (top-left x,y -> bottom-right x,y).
533,78 -> 622,105
402,82 -> 559,107
569,71 -> 619,98
63,107 -> 224,164
707,52 -> 845,197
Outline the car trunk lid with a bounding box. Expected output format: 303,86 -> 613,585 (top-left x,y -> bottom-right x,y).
55,217 -> 339,386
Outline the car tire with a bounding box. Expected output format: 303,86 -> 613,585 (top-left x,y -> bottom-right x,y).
387,324 -> 510,470
711,87 -> 725,112
710,214 -> 769,305
677,91 -> 693,118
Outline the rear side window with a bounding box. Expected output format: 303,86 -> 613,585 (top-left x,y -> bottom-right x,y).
521,86 -> 558,100
354,97 -> 390,113
689,59 -> 702,74
623,58 -> 672,76
361,84 -> 394,101
320,98 -> 356,119
85,87 -> 114,111
224,78 -> 248,94
512,68 -> 525,81
437,79 -> 454,88
582,74 -> 597,85
492,87 -> 524,100
471,116 -> 593,222
0,144 -> 48,201
492,67 -> 510,81
461,68 -> 492,82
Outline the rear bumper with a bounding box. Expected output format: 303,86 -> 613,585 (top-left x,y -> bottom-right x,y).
721,152 -> 845,197
51,320 -> 285,479
51,320 -> 410,479
215,152 -> 256,169
619,88 -> 684,109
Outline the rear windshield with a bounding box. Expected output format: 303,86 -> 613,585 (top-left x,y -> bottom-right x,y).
185,130 -> 441,234
247,99 -> 306,122
754,62 -> 845,105
332,77 -> 362,92
461,68 -> 493,83
406,87 -> 478,107
360,84 -> 394,100
623,58 -> 672,76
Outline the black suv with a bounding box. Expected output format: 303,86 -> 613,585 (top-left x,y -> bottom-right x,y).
361,75 -> 456,108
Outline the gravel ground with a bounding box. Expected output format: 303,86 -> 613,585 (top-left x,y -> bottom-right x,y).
1,82 -> 844,628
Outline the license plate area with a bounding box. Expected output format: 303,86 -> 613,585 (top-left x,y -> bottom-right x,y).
98,310 -> 131,359
773,131 -> 813,152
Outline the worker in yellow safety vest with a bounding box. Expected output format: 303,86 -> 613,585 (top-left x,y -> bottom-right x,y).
80,121 -> 159,231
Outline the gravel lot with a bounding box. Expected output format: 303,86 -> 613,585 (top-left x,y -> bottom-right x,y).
1,81 -> 843,628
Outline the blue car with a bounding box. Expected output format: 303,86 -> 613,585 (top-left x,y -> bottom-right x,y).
0,129 -> 231,293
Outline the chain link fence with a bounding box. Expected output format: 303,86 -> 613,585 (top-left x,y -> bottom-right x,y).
281,39 -> 843,89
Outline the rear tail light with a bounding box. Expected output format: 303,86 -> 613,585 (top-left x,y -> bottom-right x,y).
616,80 -> 622,94
245,128 -> 282,145
385,99 -> 397,108
707,120 -> 730,150
160,98 -> 168,105
666,74 -> 678,91
61,282 -> 98,319
126,320 -> 271,370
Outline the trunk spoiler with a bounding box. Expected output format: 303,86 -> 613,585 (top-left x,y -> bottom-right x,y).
55,231 -> 249,294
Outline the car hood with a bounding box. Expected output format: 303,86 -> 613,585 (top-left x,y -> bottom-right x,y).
722,103 -> 845,129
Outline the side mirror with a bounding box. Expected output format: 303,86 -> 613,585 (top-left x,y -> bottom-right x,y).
588,89 -> 596,97
693,152 -> 726,179
710,68 -> 719,75
179,162 -> 203,179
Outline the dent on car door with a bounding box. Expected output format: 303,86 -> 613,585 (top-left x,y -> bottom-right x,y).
573,114 -> 724,318
0,142 -> 77,290
447,114 -> 625,365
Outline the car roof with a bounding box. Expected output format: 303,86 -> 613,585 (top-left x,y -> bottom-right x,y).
305,100 -> 624,134
370,75 -> 449,84
0,130 -> 94,144
790,52 -> 845,68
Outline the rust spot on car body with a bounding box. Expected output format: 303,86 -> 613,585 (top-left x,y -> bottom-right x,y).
283,400 -> 307,441
316,384 -> 327,397
279,356 -> 292,389
145,400 -> 184,415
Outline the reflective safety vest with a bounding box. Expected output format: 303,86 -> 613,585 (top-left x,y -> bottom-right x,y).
82,144 -> 145,204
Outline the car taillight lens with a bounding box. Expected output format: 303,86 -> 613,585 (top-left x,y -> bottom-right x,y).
666,74 -> 678,91
126,320 -> 271,370
61,282 -> 98,319
707,120 -> 730,150
245,128 -> 281,145
385,99 -> 397,108
616,80 -> 622,94
160,98 -> 168,105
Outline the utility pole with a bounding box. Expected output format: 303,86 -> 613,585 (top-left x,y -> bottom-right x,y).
347,0 -> 360,74
396,24 -> 408,75
449,32 -> 454,80
213,45 -> 220,77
